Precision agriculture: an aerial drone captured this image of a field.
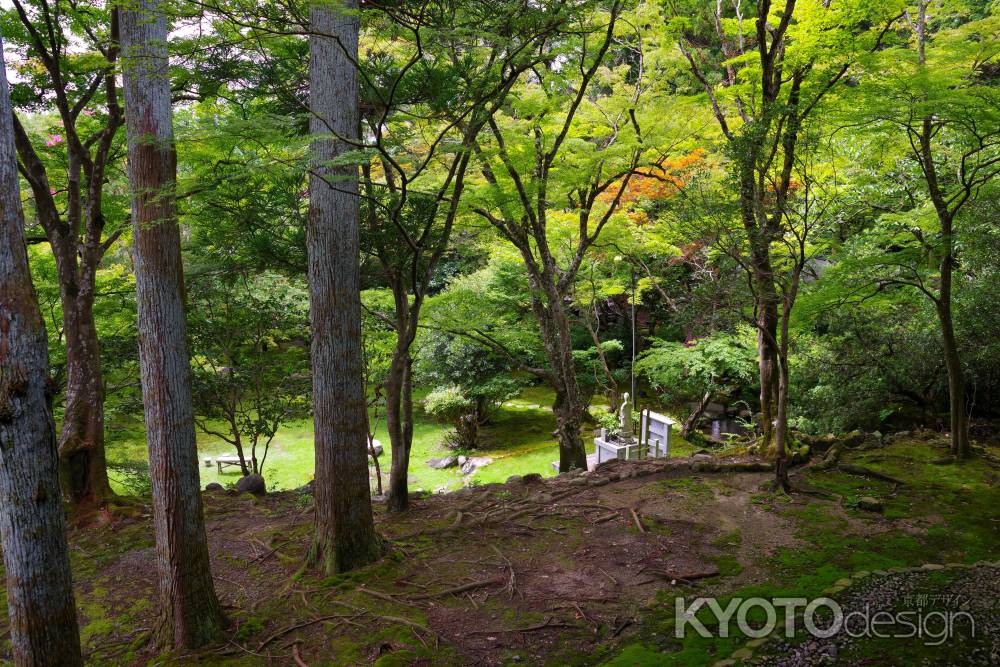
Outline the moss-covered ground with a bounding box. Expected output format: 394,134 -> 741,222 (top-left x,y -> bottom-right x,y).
103,387 -> 694,494
0,434 -> 994,665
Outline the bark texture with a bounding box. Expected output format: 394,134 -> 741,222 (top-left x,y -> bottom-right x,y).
120,0 -> 227,648
8,2 -> 123,510
0,39 -> 83,667
306,0 -> 382,573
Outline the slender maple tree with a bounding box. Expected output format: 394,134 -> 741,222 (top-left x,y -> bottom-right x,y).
8,0 -> 124,510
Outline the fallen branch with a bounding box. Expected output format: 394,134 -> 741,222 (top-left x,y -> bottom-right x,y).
250,539 -> 295,564
598,567 -> 619,587
630,507 -> 646,533
327,600 -> 435,638
651,566 -> 720,583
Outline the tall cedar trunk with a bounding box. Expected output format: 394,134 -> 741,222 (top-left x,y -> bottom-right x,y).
386,346 -> 414,512
1,41 -> 83,667
306,0 -> 381,574
120,0 -> 227,648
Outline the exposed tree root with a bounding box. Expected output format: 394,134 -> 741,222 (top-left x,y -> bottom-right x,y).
407,578 -> 501,601
467,616 -> 575,634
357,585 -> 423,608
837,464 -> 906,486
292,640 -> 309,667
256,614 -> 350,651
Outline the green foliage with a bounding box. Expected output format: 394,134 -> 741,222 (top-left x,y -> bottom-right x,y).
187,272 -> 311,475
106,460 -> 151,497
637,329 -> 757,407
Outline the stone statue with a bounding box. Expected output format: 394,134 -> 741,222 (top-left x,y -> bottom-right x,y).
619,393 -> 633,439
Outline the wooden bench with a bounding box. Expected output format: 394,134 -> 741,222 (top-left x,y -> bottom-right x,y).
215,455 -> 246,474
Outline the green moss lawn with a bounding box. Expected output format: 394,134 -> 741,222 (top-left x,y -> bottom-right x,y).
105,387 -> 695,495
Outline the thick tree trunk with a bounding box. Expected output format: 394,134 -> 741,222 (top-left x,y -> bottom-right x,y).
58,294 -> 114,507
757,319 -> 779,447
386,347 -> 414,513
120,0 -> 227,648
8,7 -> 122,515
739,166 -> 780,449
525,264 -> 588,472
552,383 -> 588,471
0,42 -> 84,667
306,0 -> 382,574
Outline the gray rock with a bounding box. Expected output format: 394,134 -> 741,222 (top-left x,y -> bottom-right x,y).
368,439 -> 384,457
235,474 -> 266,496
840,430 -> 867,448
458,455 -> 468,466
427,455 -> 458,469
506,475 -> 523,484
204,482 -> 224,492
461,456 -> 493,475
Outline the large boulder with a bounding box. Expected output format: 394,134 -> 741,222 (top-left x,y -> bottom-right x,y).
427,456 -> 458,470
461,456 -> 493,475
235,474 -> 266,496
368,439 -> 384,458
204,482 -> 224,492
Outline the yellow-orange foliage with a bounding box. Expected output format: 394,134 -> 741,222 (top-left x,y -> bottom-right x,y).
600,149 -> 704,225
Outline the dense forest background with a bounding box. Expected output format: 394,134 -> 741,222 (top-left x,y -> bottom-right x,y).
2,0 -> 1000,663
6,0 -> 999,485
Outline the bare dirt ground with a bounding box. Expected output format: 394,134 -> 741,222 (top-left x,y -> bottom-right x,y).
3,438 -> 997,666
47,456 -> 812,664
